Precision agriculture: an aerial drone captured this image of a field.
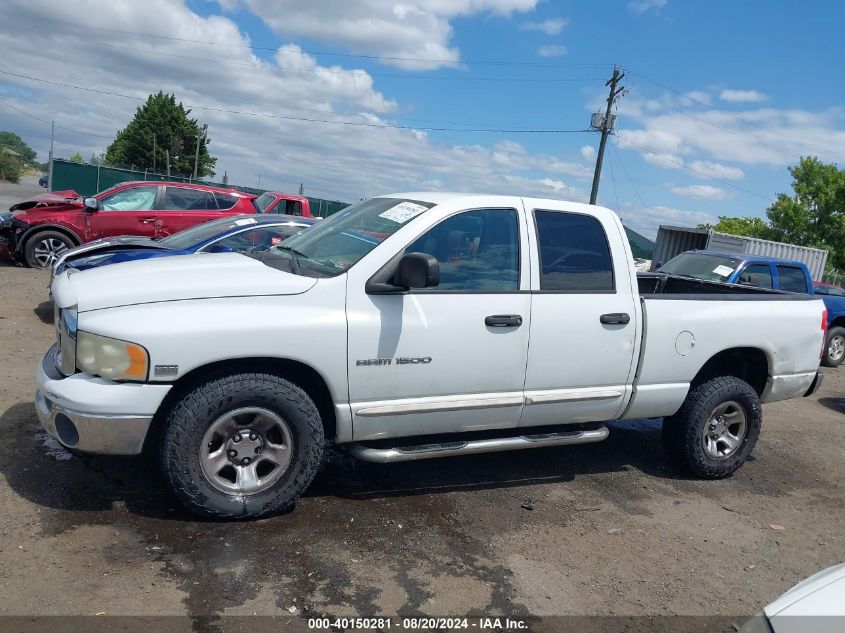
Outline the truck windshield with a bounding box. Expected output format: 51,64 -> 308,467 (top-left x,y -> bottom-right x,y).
659,252 -> 742,282
267,197 -> 434,277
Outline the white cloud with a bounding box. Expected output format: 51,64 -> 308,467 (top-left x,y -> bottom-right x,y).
537,44 -> 569,57
0,0 -> 595,206
719,89 -> 769,103
580,145 -> 595,160
627,0 -> 667,14
242,0 -> 540,70
688,160 -> 744,181
537,44 -> 568,57
616,92 -> 845,168
668,184 -> 727,200
520,18 -> 568,35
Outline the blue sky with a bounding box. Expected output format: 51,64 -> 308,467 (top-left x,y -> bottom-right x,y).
2,0 -> 844,237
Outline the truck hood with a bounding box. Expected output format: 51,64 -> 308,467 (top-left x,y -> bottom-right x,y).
53,252 -> 317,311
9,190 -> 81,211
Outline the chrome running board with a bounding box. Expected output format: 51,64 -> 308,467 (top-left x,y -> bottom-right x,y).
347,426 -> 609,463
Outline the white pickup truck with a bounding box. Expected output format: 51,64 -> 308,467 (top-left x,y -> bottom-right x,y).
38,193 -> 826,518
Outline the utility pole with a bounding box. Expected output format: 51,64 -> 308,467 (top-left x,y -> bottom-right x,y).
152,134 -> 156,172
47,120 -> 54,189
589,66 -> 625,205
166,149 -> 171,177
192,124 -> 208,181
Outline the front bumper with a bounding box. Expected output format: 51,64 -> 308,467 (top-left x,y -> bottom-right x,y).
0,236 -> 13,263
35,346 -> 172,455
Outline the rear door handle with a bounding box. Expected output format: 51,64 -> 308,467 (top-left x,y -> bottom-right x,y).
600,313 -> 630,325
485,314 -> 523,327
139,217 -> 156,224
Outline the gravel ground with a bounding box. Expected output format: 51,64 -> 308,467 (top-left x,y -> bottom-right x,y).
0,175 -> 44,211
0,262 -> 842,628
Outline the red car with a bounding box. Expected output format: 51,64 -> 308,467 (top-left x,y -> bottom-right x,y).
0,181 -> 257,268
253,191 -> 313,217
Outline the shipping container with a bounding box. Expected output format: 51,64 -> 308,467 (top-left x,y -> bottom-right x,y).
651,225 -> 829,281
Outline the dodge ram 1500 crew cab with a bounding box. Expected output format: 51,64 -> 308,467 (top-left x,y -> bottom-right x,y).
39,193 -> 826,519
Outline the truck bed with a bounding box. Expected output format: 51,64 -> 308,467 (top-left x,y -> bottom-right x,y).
625,273 -> 824,421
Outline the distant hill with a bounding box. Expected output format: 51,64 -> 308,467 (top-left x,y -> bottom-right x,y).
624,226 -> 655,259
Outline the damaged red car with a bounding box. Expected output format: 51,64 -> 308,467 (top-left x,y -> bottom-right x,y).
0,181 -> 257,268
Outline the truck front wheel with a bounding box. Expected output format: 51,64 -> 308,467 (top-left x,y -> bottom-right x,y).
160,373 -> 324,519
662,376 -> 761,479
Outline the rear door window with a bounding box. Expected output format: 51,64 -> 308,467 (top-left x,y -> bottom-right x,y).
738,263 -> 773,288
777,265 -> 808,293
162,187 -> 216,211
534,210 -> 614,292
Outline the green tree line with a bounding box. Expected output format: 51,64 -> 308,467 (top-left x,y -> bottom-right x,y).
702,157 -> 845,272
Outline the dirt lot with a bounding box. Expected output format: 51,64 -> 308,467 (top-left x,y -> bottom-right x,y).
0,262 -> 842,628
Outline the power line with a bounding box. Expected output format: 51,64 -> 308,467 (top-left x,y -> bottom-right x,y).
0,69 -> 592,134
609,140 -> 648,210
58,41 -> 606,83
0,99 -> 114,139
37,17 -> 615,70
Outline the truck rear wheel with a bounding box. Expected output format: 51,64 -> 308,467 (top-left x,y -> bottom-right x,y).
821,326 -> 845,368
160,373 -> 324,519
662,376 -> 761,479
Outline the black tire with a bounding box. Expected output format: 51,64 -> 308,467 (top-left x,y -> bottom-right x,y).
821,326 -> 845,368
160,373 -> 324,519
662,376 -> 761,479
23,230 -> 75,268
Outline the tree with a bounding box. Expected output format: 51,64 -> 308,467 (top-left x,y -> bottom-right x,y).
0,151 -> 22,183
68,152 -> 84,163
701,216 -> 773,239
0,131 -> 37,163
700,157 -> 845,270
104,91 -> 216,177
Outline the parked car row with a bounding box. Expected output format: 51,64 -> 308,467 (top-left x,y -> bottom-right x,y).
0,180 -> 318,268
656,249 -> 845,367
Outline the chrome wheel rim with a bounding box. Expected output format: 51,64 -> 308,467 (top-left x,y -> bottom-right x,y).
33,238 -> 69,268
829,335 -> 845,362
702,400 -> 747,460
200,407 -> 293,495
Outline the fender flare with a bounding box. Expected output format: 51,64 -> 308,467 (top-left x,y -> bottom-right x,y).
15,224 -> 82,255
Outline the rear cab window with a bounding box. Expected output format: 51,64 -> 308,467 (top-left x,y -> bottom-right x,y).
777,265 -> 809,293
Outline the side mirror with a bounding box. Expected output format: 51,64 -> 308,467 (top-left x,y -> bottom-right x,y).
393,252 -> 440,289
83,197 -> 98,211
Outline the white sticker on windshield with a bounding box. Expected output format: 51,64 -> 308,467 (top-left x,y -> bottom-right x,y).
378,201 -> 428,224
234,218 -> 257,226
712,265 -> 734,277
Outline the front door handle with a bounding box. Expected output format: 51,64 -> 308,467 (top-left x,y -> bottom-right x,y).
600,313 -> 630,325
139,217 -> 156,224
485,314 -> 523,327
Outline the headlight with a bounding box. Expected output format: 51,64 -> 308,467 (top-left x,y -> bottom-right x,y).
76,332 -> 149,381
0,211 -> 12,229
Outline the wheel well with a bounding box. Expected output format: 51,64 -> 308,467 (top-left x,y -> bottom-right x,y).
19,225 -> 81,253
829,317 -> 845,330
691,347 -> 769,396
145,357 -> 338,452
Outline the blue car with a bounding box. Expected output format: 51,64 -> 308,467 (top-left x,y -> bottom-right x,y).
53,214 -> 315,276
